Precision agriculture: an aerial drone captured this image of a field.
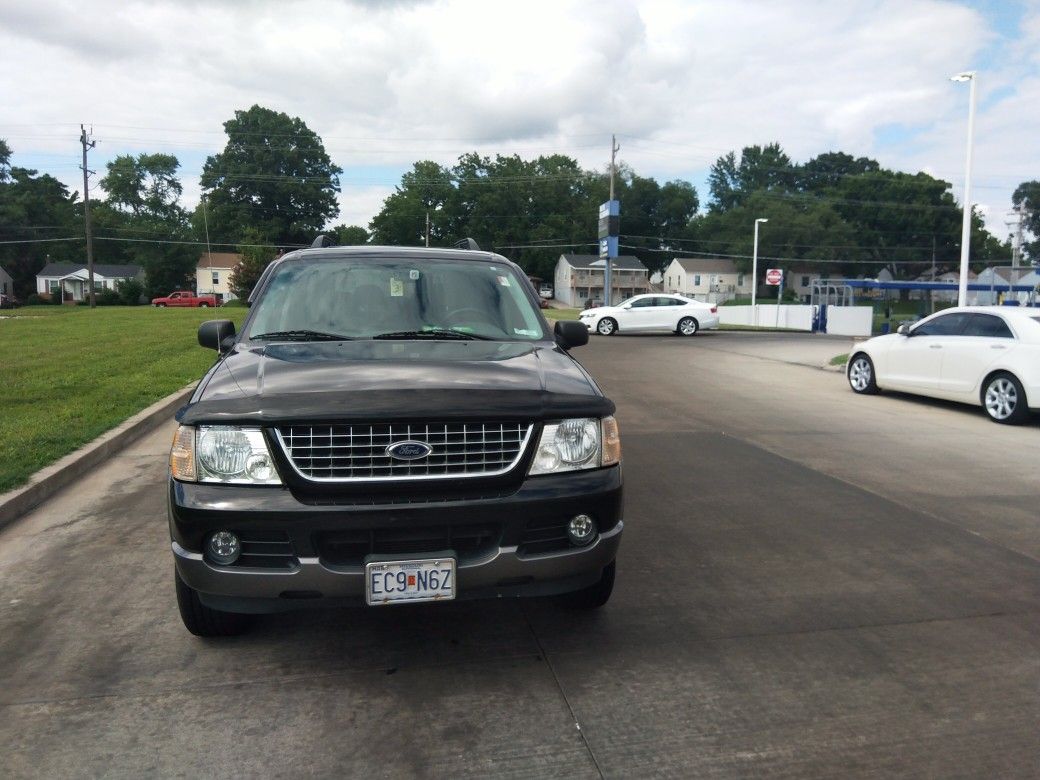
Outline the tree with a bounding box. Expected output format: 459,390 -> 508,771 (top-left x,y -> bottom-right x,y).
0,139 -> 11,183
696,191 -> 860,276
0,159 -> 81,299
1011,181 -> 1040,262
797,151 -> 880,193
200,105 -> 342,246
228,230 -> 278,300
100,153 -> 183,219
708,143 -> 794,212
331,225 -> 369,245
369,160 -> 455,246
97,153 -> 196,297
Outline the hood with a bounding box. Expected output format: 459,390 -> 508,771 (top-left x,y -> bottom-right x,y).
178,339 -> 612,425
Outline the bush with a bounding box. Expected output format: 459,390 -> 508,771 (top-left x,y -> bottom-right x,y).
221,298 -> 248,307
97,288 -> 123,306
51,291 -> 64,304
116,278 -> 145,306
26,294 -> 43,306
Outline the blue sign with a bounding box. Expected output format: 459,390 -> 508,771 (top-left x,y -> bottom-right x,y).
598,200 -> 619,258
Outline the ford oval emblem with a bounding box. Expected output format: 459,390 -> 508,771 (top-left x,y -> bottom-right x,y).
386,440 -> 433,461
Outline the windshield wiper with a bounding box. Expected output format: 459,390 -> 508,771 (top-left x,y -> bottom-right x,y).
251,330 -> 354,342
372,328 -> 495,341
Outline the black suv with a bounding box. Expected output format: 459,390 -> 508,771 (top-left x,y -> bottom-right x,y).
169,245 -> 623,635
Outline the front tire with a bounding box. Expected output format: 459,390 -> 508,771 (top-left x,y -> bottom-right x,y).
848,353 -> 879,395
175,569 -> 251,637
157,303 -> 166,308
677,316 -> 698,336
982,372 -> 1030,425
596,317 -> 617,336
198,302 -> 209,308
560,561 -> 615,609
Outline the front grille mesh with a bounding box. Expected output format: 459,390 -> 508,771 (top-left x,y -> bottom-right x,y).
276,422 -> 532,482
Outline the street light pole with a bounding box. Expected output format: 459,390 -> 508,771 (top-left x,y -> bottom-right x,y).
951,71 -> 976,307
752,218 -> 768,317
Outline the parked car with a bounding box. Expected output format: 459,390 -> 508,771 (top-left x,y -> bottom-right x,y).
169,244 -> 623,636
847,306 -> 1040,424
539,284 -> 553,299
579,294 -> 719,336
0,293 -> 19,309
152,290 -> 218,307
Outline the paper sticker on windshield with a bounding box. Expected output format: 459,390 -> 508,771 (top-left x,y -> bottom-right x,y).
409,269 -> 419,280
497,275 -> 511,287
514,328 -> 538,336
390,278 -> 404,297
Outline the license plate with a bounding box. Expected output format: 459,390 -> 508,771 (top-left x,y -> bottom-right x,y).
365,558 -> 456,606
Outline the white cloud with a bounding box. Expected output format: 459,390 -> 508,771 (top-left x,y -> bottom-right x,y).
1,0 -> 1035,241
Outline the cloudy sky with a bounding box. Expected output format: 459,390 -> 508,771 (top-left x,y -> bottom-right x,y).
2,0 -> 1037,242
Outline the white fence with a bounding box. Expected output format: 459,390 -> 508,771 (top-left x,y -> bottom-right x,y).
718,305 -> 813,331
717,305 -> 872,336
824,306 -> 873,336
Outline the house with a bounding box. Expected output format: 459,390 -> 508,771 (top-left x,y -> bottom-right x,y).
36,263 -> 143,302
662,257 -> 751,302
0,266 -> 13,302
196,252 -> 243,303
974,267 -> 1010,305
911,269 -> 976,303
553,254 -> 650,307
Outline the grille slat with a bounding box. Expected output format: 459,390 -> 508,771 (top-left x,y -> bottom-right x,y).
276,422 -> 532,482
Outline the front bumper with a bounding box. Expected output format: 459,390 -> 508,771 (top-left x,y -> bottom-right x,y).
169,466 -> 623,609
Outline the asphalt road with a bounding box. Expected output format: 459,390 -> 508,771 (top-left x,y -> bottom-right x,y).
2,332 -> 1038,778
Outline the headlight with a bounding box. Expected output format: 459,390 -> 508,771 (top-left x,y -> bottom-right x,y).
528,416 -> 620,475
169,425 -> 282,484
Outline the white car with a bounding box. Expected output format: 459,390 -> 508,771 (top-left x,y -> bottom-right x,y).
579,294 -> 719,336
847,306 -> 1040,424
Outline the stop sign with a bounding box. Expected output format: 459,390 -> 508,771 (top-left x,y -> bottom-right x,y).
765,268 -> 783,286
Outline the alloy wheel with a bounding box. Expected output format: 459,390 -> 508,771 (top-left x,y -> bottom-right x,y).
985,377 -> 1018,421
849,357 -> 872,392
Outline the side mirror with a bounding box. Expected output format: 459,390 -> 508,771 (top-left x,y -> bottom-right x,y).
554,320 -> 589,350
198,319 -> 236,352
897,323 -> 910,336
622,304 -> 632,310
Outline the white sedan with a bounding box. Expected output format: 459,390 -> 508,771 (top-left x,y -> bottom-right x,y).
579,294 -> 720,336
847,306 -> 1040,424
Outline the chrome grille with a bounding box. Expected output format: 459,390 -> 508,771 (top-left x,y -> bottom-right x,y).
274,422 -> 533,482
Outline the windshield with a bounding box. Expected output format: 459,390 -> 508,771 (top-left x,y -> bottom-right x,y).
246,256 -> 546,341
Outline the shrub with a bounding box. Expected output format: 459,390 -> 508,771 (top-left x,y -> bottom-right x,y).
116,278 -> 145,305
26,294 -> 43,306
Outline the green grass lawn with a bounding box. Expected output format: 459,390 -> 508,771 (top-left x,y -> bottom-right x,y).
0,306 -> 246,493
545,308 -> 580,321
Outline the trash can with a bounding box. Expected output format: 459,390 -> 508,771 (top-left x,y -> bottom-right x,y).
880,322 -> 891,335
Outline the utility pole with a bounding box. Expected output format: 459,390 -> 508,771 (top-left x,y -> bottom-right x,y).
425,210 -> 430,248
79,124 -> 97,308
605,134 -> 619,305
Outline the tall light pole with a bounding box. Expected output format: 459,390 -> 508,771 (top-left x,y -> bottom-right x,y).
751,218 -> 768,308
951,71 -> 976,307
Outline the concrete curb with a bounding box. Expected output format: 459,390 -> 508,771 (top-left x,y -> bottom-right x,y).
0,383 -> 197,532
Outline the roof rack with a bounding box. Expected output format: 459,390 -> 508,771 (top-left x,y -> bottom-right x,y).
311,234 -> 334,248
453,238 -> 481,251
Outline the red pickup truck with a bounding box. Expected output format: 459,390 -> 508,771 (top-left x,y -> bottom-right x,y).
151,291 -> 218,308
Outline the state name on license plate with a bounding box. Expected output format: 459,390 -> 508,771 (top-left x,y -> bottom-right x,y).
365,558 -> 456,606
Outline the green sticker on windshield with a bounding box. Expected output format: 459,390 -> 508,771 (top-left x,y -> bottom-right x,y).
390,278 -> 404,297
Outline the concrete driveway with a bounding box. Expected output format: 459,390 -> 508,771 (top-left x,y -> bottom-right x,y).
1,332 -> 1038,778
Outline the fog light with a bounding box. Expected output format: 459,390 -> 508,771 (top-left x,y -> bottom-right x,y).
207,531 -> 241,565
567,514 -> 597,546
